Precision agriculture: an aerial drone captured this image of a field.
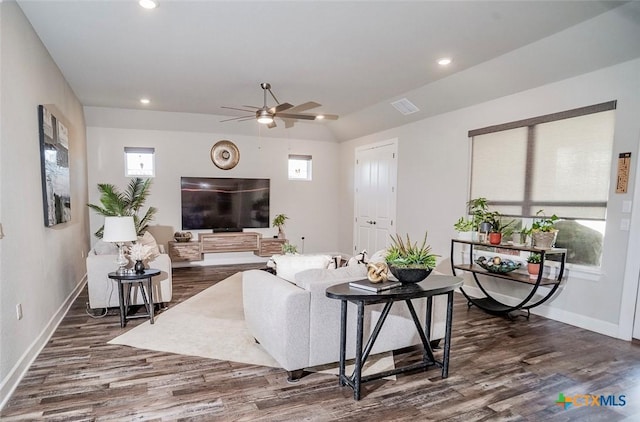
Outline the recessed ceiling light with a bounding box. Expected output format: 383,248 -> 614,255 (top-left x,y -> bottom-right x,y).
140,98 -> 150,105
139,0 -> 158,10
315,115 -> 325,120
437,57 -> 452,66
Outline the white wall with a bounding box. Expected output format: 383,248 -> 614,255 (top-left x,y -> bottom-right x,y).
0,2 -> 89,404
339,58 -> 640,338
85,114 -> 341,259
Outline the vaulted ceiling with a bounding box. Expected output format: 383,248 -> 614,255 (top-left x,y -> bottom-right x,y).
18,1 -> 640,141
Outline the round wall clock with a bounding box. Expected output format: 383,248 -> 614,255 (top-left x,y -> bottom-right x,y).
210,140 -> 240,170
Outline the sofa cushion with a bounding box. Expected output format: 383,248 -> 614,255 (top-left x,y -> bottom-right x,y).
273,254 -> 332,282
294,264 -> 367,290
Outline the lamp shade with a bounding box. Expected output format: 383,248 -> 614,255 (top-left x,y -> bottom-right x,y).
102,216 -> 137,242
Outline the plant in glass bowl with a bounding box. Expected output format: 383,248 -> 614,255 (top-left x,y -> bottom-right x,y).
531,210 -> 559,248
385,232 -> 438,283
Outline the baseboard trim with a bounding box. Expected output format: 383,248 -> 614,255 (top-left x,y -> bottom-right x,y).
462,285 -> 621,339
0,275 -> 87,410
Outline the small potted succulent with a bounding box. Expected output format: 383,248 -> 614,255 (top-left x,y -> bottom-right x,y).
527,252 -> 542,277
531,210 -> 559,248
385,232 -> 438,283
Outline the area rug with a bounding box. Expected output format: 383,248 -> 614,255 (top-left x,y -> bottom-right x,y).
108,272 -> 394,376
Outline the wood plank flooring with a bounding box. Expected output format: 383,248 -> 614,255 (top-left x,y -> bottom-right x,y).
3,264 -> 640,421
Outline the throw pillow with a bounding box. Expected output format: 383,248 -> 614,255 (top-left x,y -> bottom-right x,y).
273,254 -> 332,283
138,231 -> 161,259
368,249 -> 388,264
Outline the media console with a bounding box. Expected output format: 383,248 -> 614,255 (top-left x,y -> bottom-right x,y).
168,232 -> 286,263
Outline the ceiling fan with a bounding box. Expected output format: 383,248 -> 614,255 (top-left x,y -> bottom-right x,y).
220,82 -> 338,128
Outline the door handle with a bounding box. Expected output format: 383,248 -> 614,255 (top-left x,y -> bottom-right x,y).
366,220 -> 377,225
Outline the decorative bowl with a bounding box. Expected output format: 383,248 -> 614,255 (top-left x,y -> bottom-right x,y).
389,266 -> 433,283
173,231 -> 193,242
475,256 -> 521,274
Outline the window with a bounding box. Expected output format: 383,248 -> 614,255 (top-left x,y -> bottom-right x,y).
125,147 -> 155,177
469,101 -> 616,266
288,154 -> 312,180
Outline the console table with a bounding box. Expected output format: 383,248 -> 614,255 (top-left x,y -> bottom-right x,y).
326,275 -> 463,400
450,239 -> 567,318
168,232 -> 286,262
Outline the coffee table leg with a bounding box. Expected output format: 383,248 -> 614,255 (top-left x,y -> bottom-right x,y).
339,300 -> 347,386
442,291 -> 454,378
354,301 -> 365,400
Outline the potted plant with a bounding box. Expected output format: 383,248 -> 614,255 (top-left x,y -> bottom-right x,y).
281,242 -> 298,254
385,232 -> 438,283
87,177 -> 157,238
531,210 -> 559,248
467,197 -> 491,232
453,216 -> 475,241
527,252 -> 542,277
272,214 -> 289,239
486,216 -> 514,245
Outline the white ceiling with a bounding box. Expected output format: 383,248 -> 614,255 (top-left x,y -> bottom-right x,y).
17,1 -> 640,141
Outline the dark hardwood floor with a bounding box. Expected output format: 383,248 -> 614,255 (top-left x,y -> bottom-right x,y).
2,265 -> 640,421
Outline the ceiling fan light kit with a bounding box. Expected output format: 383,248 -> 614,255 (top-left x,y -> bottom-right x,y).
256,109 -> 274,124
221,82 -> 338,129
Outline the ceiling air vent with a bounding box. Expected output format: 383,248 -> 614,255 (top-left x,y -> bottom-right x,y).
391,98 -> 419,115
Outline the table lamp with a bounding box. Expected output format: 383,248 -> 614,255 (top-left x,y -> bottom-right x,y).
102,216 -> 137,274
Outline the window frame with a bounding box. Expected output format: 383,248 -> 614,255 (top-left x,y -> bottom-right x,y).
468,101 -> 616,268
124,147 -> 155,178
288,154 -> 312,181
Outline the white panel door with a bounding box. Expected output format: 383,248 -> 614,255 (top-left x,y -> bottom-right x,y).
354,140 -> 397,256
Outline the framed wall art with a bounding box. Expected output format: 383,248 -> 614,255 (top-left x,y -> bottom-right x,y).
38,105 -> 71,227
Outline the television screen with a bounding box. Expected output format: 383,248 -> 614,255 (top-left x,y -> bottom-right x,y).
181,177 -> 270,230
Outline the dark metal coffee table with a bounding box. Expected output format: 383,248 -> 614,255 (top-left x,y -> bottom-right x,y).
326,274 -> 463,400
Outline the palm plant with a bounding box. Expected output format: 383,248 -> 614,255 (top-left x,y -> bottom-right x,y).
87,178 -> 157,238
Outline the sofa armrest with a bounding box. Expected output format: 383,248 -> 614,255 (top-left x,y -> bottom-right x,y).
242,270 -> 310,371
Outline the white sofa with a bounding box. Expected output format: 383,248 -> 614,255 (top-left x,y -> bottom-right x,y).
86,247 -> 173,309
242,264 -> 447,381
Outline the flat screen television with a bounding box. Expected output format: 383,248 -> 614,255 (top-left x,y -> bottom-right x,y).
181,177 -> 270,231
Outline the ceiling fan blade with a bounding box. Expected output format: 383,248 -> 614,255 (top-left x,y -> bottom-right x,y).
282,118 -> 296,129
317,114 -> 339,120
219,115 -> 252,122
287,101 -> 321,113
241,105 -> 260,109
271,102 -> 294,113
221,106 -> 255,113
276,113 -> 316,121
267,120 -> 277,129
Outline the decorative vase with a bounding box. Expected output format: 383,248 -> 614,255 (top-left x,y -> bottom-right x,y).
532,231 -> 558,248
488,232 -> 502,245
527,263 -> 540,278
389,266 -> 433,284
134,260 -> 145,274
277,227 -> 285,239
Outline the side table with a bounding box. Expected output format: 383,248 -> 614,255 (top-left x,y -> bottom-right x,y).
108,269 -> 161,328
326,274 -> 463,400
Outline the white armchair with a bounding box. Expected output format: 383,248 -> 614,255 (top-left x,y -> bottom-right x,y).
86,247 -> 172,309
